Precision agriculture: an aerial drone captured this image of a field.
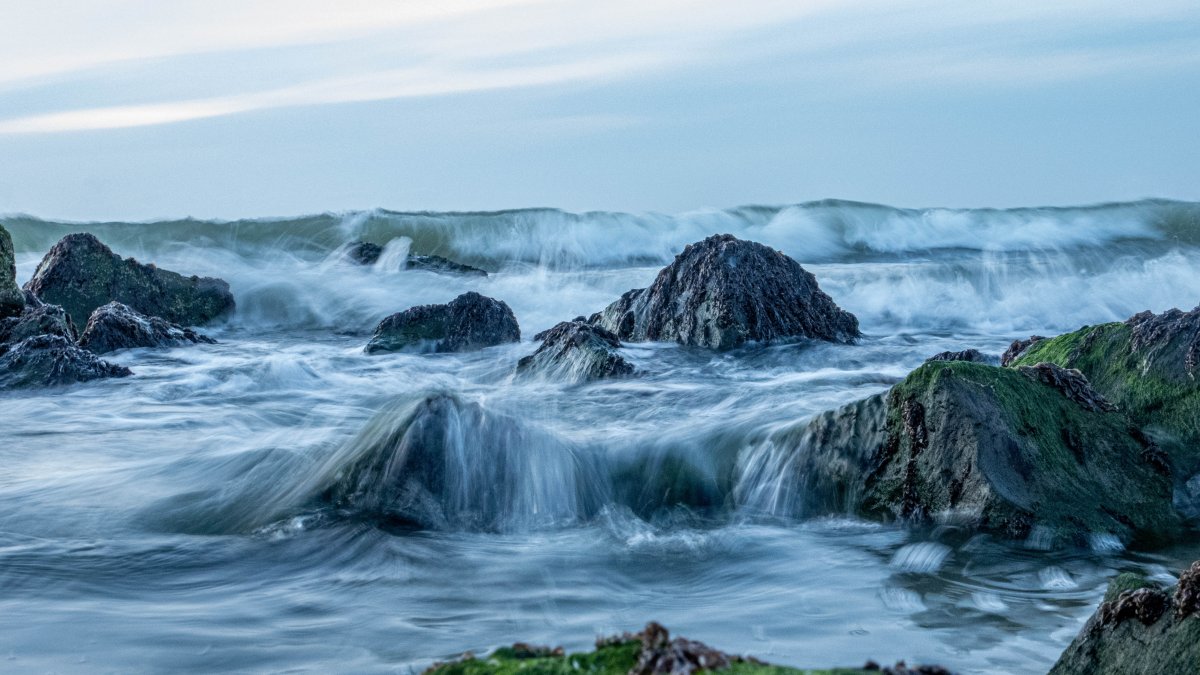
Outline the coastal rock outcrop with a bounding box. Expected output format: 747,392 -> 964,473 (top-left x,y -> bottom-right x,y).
0,298 -> 77,345
1049,561 -> 1200,674
0,224 -> 24,319
79,301 -> 216,354
588,234 -> 859,350
365,292 -> 519,354
24,233 -> 235,327
781,360 -> 1178,546
926,348 -> 993,364
516,320 -> 634,381
0,334 -> 132,388
346,240 -> 488,276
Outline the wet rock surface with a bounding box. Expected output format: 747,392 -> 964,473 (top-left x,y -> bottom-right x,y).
516,320 -> 634,381
79,301 -> 216,354
787,360 -> 1179,546
0,301 -> 77,345
0,224 -> 24,319
1000,335 -> 1044,366
24,233 -> 235,328
366,292 -> 519,354
346,241 -> 384,265
1050,561 -> 1200,674
0,334 -> 132,389
589,234 -> 859,350
1016,362 -> 1116,413
925,348 -> 993,364
346,241 -> 488,276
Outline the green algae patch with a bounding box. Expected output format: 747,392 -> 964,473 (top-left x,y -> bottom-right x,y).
863,360 -> 1178,546
1103,572 -> 1155,604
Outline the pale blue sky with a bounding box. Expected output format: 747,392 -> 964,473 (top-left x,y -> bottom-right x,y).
0,0 -> 1197,220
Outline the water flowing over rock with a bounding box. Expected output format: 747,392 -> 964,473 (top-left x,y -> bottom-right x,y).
0,224 -> 24,319
365,292 -> 519,354
516,320 -> 634,381
346,240 -> 488,276
1050,561 -> 1200,674
589,234 -> 859,350
751,360 -> 1179,546
346,241 -> 384,265
79,301 -> 217,354
0,334 -> 132,389
24,233 -> 235,327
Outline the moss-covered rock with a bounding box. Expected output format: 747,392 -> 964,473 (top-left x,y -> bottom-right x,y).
24,233 -> 235,328
1011,309 -> 1200,512
0,224 -> 24,319
424,622 -> 947,675
1049,561 -> 1200,674
788,361 -> 1179,546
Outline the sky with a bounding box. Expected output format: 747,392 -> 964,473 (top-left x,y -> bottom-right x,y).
0,0 -> 1197,221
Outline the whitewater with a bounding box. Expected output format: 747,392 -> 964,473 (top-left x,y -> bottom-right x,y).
3,199 -> 1200,673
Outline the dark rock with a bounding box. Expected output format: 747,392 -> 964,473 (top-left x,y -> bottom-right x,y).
24,233 -> 235,328
346,241 -> 383,265
780,361 -> 1179,546
78,301 -> 216,354
0,334 -> 131,389
516,320 -> 634,381
1001,335 -> 1045,366
0,224 -> 24,319
629,622 -> 737,675
589,234 -> 859,350
407,254 -> 488,277
1016,362 -> 1116,413
926,348 -> 994,364
1050,563 -> 1200,674
365,292 -> 519,354
0,302 -> 77,346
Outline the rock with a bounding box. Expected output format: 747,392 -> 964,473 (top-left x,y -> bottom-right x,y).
345,241 -> 488,276
24,233 -> 235,328
1049,562 -> 1200,674
1016,362 -> 1115,413
516,320 -> 634,381
1010,308 -> 1200,508
1001,335 -> 1045,366
0,224 -> 24,319
926,348 -> 993,364
780,360 -> 1180,546
346,241 -> 383,265
78,301 -> 216,354
407,254 -> 488,277
422,622 -> 948,675
0,302 -> 77,346
588,234 -> 859,350
0,334 -> 131,389
365,292 -> 519,354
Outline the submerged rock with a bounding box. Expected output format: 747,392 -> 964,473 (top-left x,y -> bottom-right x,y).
1011,307 -> 1200,508
423,622 -> 948,675
783,360 -> 1179,546
24,233 -> 235,328
346,240 -> 488,276
365,292 -> 519,354
589,234 -> 859,350
0,224 -> 23,319
0,334 -> 131,389
926,348 -> 993,364
516,320 -> 634,381
79,301 -> 216,354
1050,561 -> 1200,674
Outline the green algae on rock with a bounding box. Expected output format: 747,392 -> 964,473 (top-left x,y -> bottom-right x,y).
1049,560 -> 1200,675
0,224 -> 24,319
24,233 -> 235,328
424,622 -> 948,675
785,360 -> 1179,546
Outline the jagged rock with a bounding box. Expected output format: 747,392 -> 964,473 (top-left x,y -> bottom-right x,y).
779,360 -> 1179,546
589,234 -> 859,350
0,302 -> 76,346
24,233 -> 235,328
407,254 -> 488,277
1011,308 -> 1200,511
0,334 -> 131,389
516,320 -> 634,381
346,241 -> 488,276
78,301 -> 216,354
1050,562 -> 1200,674
1016,362 -> 1116,413
365,292 -> 519,354
0,224 -> 24,319
1001,335 -> 1045,366
926,348 -> 993,364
